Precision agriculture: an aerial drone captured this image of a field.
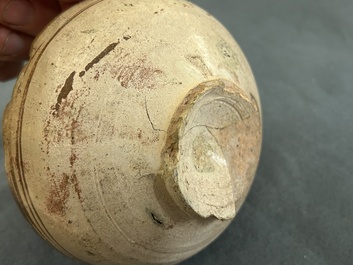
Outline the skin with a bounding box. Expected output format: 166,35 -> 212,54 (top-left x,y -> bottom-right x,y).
0,0 -> 83,81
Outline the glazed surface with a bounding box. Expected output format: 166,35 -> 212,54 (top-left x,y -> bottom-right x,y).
2,0 -> 261,264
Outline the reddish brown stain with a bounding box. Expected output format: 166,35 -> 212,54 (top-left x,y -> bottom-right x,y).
72,173 -> 83,202
46,172 -> 84,216
46,174 -> 70,216
45,103 -> 87,147
43,120 -> 52,154
137,129 -> 142,139
70,119 -> 82,145
107,58 -> 163,90
70,153 -> 77,167
94,71 -> 100,81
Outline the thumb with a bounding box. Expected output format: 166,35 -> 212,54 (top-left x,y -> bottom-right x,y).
0,0 -> 61,36
57,0 -> 83,10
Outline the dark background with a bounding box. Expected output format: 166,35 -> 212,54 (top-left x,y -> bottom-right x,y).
1,0 -> 352,264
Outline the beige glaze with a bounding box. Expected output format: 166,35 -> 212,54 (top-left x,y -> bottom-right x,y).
2,0 -> 262,264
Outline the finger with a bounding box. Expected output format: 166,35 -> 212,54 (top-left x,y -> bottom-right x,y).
0,25 -> 32,61
0,0 -> 61,36
0,60 -> 23,81
57,0 -> 82,11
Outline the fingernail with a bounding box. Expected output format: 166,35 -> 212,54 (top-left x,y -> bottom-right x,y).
2,33 -> 25,56
3,0 -> 35,26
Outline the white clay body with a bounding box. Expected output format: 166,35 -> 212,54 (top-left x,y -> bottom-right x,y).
3,0 -> 262,264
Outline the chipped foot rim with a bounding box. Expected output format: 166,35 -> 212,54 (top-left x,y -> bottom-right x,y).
162,79 -> 261,221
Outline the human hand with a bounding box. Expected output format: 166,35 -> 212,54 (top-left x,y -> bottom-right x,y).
0,0 -> 83,81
